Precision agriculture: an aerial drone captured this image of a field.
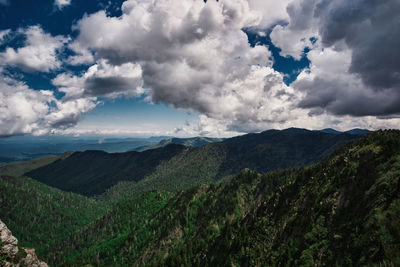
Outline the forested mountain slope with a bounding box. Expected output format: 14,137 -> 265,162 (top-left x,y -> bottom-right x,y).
26,144 -> 185,196
48,130 -> 399,266
26,128 -> 361,198
99,129 -> 361,202
134,136 -> 224,151
217,128 -> 360,176
0,151 -> 72,177
0,175 -> 109,258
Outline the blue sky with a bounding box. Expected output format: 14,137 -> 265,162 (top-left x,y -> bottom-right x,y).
0,0 -> 200,136
0,0 -> 399,137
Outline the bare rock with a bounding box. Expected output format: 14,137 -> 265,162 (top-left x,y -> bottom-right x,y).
0,219 -> 48,267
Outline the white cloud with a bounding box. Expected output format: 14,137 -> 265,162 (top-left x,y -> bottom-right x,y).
0,26 -> 68,72
0,29 -> 10,44
270,0 -> 400,117
1,0 -> 398,137
54,0 -> 71,10
70,0 -> 305,131
65,42 -> 94,65
60,0 -> 400,136
293,45 -> 400,116
0,79 -> 54,136
53,59 -> 144,100
248,0 -> 291,29
270,0 -> 319,59
55,123 -> 176,137
0,73 -> 97,137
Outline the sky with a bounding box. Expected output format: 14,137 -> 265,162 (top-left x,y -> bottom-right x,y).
0,0 -> 399,138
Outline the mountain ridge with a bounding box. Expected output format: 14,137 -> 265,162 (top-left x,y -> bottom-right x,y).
134,136 -> 224,152
25,128 -> 363,198
44,130 -> 399,266
26,144 -> 186,196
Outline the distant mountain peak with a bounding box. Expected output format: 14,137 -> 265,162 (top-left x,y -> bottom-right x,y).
345,128 -> 371,136
319,128 -> 342,135
317,128 -> 371,136
135,136 -> 224,152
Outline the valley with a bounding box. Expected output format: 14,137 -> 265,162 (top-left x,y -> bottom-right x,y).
0,129 -> 399,266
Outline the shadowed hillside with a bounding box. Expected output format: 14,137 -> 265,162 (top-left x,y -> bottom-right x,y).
26,129 -> 362,199
134,136 -> 224,151
26,144 -> 185,196
99,129 -> 362,202
217,128 -> 361,177
0,176 -> 108,258
45,130 -> 399,266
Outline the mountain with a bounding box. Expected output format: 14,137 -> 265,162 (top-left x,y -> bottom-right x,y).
47,191 -> 173,266
0,175 -> 108,259
98,142 -> 227,202
25,128 -> 360,199
318,128 -> 371,136
0,152 -> 73,178
345,128 -> 371,136
134,136 -> 224,152
318,128 -> 342,135
0,152 -> 109,261
216,128 -> 360,177
45,130 -> 400,266
0,136 -> 172,163
26,144 -> 186,196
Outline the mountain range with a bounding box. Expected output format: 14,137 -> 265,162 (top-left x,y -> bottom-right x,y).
1,128 -> 399,266
0,129 -> 369,163
0,136 -> 171,163
134,136 -> 224,151
26,128 -> 360,197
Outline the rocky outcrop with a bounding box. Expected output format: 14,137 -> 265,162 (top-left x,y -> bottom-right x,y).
0,220 -> 48,267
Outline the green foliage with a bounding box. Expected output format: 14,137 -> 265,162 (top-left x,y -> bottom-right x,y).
0,175 -> 109,259
27,128 -> 358,199
99,143 -> 227,203
0,253 -> 10,266
52,130 -> 400,266
2,130 -> 399,267
100,129 -> 358,202
48,191 -> 172,266
135,136 -> 224,152
0,152 -> 72,177
0,239 -> 8,266
26,144 -> 185,196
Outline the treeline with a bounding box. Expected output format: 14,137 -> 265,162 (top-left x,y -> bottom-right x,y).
47,130 -> 400,266
0,176 -> 109,257
0,130 -> 398,266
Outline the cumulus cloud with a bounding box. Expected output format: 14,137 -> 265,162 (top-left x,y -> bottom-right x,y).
58,0 -> 400,135
0,26 -> 99,136
2,0 -> 399,137
65,41 -> 94,65
293,46 -> 400,116
53,59 -> 144,99
270,0 -> 319,59
68,0 -> 305,131
247,0 -> 291,29
317,0 -> 400,91
0,74 -> 97,136
54,0 -> 71,10
270,0 -> 400,117
0,26 -> 68,72
0,29 -> 10,44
